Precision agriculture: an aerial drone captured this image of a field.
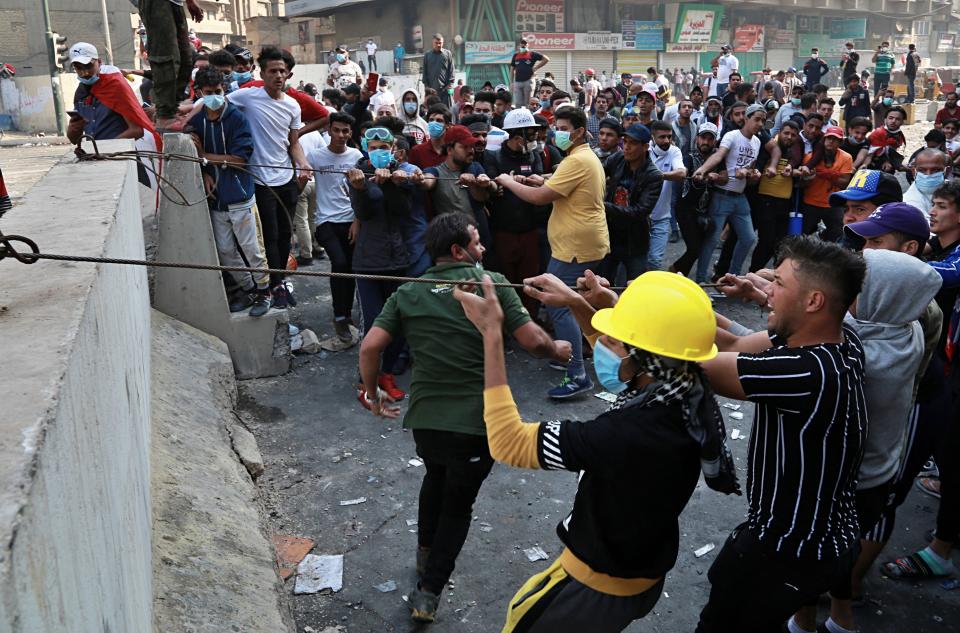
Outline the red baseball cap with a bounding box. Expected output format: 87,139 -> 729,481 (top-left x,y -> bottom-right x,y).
824,126 -> 845,139
443,125 -> 482,147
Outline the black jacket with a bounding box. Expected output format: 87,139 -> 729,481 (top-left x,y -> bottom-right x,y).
485,144 -> 548,233
349,160 -> 412,272
603,152 -> 663,260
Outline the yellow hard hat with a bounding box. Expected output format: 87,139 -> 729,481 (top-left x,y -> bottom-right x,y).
591,271 -> 718,362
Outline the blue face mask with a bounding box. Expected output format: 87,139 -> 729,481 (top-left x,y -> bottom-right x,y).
540,98 -> 550,109
593,338 -> 629,394
336,54 -> 347,63
403,101 -> 418,115
554,130 -> 573,151
791,97 -> 801,106
916,171 -> 945,194
883,97 -> 893,106
202,94 -> 226,111
368,148 -> 394,169
78,74 -> 100,86
427,121 -> 445,139
233,71 -> 252,84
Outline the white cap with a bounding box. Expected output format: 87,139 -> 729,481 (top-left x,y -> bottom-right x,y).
69,42 -> 98,66
502,108 -> 537,130
697,122 -> 720,138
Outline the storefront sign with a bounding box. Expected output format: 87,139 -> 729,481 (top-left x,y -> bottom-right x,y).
575,32 -> 623,50
521,32 -> 575,50
768,27 -> 795,47
633,21 -> 664,50
464,41 -> 515,65
733,25 -> 764,53
828,18 -> 867,41
675,4 -> 724,44
666,42 -> 709,53
515,0 -> 564,33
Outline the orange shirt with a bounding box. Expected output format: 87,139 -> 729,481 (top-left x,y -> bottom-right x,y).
802,149 -> 853,208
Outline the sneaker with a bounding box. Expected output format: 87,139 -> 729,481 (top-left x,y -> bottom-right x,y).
334,318 -> 353,342
296,255 -> 314,267
378,373 -> 406,401
249,290 -> 271,317
919,459 -> 940,478
547,359 -> 568,371
548,374 -> 594,400
283,281 -> 298,307
408,585 -> 440,623
271,285 -> 288,309
357,385 -> 373,411
229,291 -> 254,313
313,247 -> 327,260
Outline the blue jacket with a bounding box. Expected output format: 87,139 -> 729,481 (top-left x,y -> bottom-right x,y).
188,103 -> 255,211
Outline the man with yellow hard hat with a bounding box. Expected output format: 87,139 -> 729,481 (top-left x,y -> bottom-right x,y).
453,270 -> 740,632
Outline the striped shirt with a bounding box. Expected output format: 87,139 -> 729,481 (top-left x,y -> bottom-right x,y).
874,52 -> 895,76
737,324 -> 867,561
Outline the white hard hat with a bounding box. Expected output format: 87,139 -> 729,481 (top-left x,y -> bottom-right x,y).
502,108 -> 537,130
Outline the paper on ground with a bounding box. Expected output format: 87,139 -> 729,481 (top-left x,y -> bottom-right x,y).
339,497 -> 367,506
524,546 -> 549,562
294,554 -> 344,594
594,391 -> 618,403
694,543 -> 716,558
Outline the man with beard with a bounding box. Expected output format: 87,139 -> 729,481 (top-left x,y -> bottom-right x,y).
721,101 -> 747,137
721,72 -> 743,111
798,125 -> 854,241
700,95 -> 723,129
648,121 -> 688,269
587,94 -> 614,147
752,121 -> 804,270
936,91 -> 960,129
460,113 -> 492,165
598,123 -> 663,283
671,123 -> 725,276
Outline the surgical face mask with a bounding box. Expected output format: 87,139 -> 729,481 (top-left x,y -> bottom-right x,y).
427,121 -> 445,139
593,338 -> 628,394
883,97 -> 893,106
78,74 -> 100,86
791,98 -> 801,106
403,101 -> 418,115
880,47 -> 888,52
519,47 -> 528,53
554,130 -> 574,151
368,148 -> 394,170
916,171 -> 945,194
233,70 -> 252,84
540,98 -> 550,109
811,53 -> 819,59
526,140 -> 539,153
202,94 -> 226,110
336,53 -> 346,63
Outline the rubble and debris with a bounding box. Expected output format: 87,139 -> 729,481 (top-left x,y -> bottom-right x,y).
294,554 -> 343,594
339,497 -> 367,506
374,580 -> 397,593
523,546 -> 549,562
273,534 -> 316,580
694,543 -> 716,558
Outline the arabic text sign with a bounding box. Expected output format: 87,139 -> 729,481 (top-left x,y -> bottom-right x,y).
676,6 -> 720,44
465,41 -> 515,65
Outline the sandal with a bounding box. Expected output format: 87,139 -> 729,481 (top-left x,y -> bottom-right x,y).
916,477 -> 941,499
881,549 -> 953,580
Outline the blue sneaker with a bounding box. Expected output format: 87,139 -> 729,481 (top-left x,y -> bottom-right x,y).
548,374 -> 593,400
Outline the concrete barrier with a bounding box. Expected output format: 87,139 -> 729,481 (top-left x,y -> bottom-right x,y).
0,140 -> 153,632
152,133 -> 291,379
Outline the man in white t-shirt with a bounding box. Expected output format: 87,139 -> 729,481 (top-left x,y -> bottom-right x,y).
293,130 -> 328,265
227,46 -> 311,307
583,69 -> 602,111
328,46 -> 364,90
369,77 -> 396,111
365,39 -> 378,72
692,103 -> 765,282
713,45 -> 739,97
648,121 -> 688,270
308,111 -> 364,344
703,67 -> 720,97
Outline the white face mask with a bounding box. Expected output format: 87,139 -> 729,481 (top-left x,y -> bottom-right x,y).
811,53 -> 819,59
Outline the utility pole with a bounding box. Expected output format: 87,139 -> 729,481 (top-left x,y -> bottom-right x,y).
100,0 -> 115,65
40,0 -> 67,137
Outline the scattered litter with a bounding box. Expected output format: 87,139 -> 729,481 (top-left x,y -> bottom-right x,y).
594,391 -> 618,403
406,519 -> 418,527
694,543 -> 716,558
721,403 -> 741,410
524,546 -> 549,562
290,333 -> 304,352
339,497 -> 367,506
728,411 -> 744,420
289,324 -> 301,336
479,522 -> 493,533
374,580 -> 397,593
943,578 -> 960,591
304,627 -> 315,633
408,458 -> 424,467
294,554 -> 343,594
730,429 -> 742,440
273,535 -> 316,580
367,476 -> 378,483
664,592 -> 669,598
933,615 -> 943,623
297,329 -> 321,354
331,455 -> 342,463
401,594 -> 409,602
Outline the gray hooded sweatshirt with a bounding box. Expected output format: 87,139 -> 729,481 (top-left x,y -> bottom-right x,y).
397,89 -> 429,145
844,249 -> 943,490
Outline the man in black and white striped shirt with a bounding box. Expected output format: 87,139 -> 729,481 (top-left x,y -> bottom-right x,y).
696,236 -> 868,632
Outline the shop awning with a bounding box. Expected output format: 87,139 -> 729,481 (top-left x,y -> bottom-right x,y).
284,0 -> 377,18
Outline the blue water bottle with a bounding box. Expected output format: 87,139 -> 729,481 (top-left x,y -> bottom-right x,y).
788,190 -> 803,235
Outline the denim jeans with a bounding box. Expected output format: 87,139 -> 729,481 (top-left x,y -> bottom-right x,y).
647,216 -> 673,271
696,191 -> 756,282
717,82 -> 728,97
545,257 -> 602,378
906,75 -> 916,103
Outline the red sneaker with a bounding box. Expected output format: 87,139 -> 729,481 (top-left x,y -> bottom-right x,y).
378,373 -> 406,401
357,385 -> 373,411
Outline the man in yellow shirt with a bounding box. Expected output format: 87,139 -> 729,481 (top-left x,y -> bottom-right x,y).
495,106 -> 609,398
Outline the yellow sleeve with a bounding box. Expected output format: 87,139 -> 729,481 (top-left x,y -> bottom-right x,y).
545,153 -> 581,197
483,385 -> 541,469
